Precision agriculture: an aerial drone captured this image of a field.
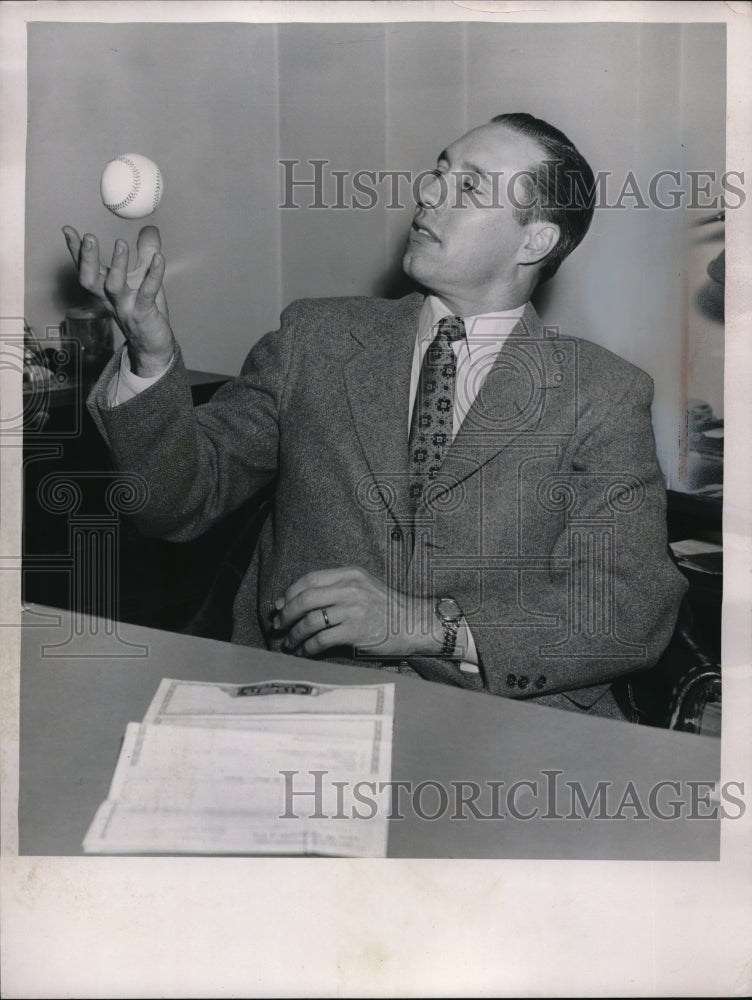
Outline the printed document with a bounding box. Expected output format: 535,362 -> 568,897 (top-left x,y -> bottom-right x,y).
83,678 -> 395,857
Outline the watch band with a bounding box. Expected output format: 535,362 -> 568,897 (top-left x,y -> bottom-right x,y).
435,597 -> 463,657
440,617 -> 460,656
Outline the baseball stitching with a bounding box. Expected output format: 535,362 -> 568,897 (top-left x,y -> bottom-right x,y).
106,155 -> 142,212
151,169 -> 162,213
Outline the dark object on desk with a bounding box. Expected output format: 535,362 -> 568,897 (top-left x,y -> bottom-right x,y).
22,368 -> 232,630
687,398 -> 723,441
61,306 -> 114,376
687,400 -> 723,458
685,398 -> 723,494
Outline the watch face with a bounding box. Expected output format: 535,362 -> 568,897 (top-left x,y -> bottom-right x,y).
436,597 -> 462,622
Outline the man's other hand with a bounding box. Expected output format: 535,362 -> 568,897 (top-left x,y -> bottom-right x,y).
273,566 -> 442,660
62,225 -> 175,376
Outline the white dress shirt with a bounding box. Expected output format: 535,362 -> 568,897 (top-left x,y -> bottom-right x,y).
107,347 -> 170,406
108,296 -> 526,673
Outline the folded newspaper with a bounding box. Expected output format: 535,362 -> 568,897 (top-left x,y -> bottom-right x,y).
83,677 -> 395,857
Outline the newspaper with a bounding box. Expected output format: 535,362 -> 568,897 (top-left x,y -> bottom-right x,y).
83,678 -> 395,857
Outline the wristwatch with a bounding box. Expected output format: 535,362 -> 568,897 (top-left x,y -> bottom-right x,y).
434,597 -> 463,656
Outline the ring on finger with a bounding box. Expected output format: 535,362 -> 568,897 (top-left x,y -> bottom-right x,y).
321,607 -> 331,628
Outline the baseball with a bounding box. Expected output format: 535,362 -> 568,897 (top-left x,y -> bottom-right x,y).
100,153 -> 163,219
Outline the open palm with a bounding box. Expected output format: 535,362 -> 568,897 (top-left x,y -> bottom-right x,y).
62,224 -> 175,376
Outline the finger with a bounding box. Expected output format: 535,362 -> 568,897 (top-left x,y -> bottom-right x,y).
62,226 -> 83,267
78,233 -> 104,291
275,584 -> 349,632
297,623 -> 350,659
134,252 -> 165,312
280,566 -> 362,609
135,225 -> 162,271
103,239 -> 129,301
283,603 -> 346,651
155,284 -> 170,322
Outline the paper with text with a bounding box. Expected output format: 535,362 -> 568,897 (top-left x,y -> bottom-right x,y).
83,678 -> 395,857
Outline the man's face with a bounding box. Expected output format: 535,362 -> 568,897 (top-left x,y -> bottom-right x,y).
402,123 -> 546,313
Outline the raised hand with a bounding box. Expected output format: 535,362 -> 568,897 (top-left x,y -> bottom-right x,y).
62,225 -> 175,376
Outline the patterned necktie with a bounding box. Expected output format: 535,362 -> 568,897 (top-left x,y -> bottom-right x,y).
408,315 -> 466,511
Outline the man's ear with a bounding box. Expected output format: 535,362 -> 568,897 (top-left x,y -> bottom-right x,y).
520,223 -> 560,265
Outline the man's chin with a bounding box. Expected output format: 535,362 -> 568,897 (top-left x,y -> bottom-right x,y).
402,249 -> 427,285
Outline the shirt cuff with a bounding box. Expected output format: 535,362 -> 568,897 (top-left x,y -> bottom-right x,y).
107,349 -> 173,407
458,621 -> 480,674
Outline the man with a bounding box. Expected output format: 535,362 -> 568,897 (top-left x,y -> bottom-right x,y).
62,113 -> 687,718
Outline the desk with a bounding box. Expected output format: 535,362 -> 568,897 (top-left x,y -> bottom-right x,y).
18,607 -> 721,859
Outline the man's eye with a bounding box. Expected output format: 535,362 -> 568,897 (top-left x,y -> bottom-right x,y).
460,173 -> 479,191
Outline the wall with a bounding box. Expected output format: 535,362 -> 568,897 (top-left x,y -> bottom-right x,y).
25,21 -> 726,490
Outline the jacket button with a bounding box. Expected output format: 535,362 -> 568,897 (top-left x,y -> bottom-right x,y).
535,675 -> 547,689
506,673 -> 517,687
518,676 -> 529,689
391,528 -> 402,542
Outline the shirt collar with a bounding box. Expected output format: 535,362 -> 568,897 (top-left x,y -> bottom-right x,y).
419,295 -> 526,352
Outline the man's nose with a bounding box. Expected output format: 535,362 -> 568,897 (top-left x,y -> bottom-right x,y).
416,170 -> 446,209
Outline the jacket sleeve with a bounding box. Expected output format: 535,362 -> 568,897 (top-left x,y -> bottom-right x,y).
86,309 -> 298,542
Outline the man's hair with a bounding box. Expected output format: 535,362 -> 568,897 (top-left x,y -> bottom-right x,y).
491,112 -> 596,282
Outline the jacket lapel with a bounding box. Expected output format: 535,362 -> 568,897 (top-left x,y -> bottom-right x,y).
343,294 -> 423,516
437,301 -> 573,499
344,297 -> 575,514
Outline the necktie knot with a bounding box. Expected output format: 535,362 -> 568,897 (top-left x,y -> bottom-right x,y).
437,315 -> 466,344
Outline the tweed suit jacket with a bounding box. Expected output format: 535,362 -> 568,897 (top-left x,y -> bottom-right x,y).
88,293 -> 687,712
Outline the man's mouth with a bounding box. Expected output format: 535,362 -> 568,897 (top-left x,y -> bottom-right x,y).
411,219 -> 440,243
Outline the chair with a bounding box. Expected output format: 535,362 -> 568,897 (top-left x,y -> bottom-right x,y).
611,594 -> 722,736
182,487 -> 274,642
